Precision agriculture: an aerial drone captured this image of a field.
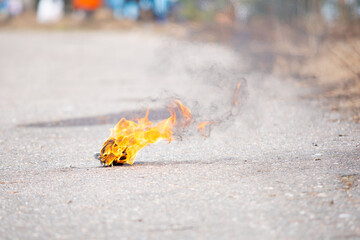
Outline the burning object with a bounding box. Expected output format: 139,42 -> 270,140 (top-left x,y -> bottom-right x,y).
99,100 -> 192,166
97,80 -> 246,166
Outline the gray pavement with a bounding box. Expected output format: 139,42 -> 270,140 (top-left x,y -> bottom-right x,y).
0,31 -> 359,239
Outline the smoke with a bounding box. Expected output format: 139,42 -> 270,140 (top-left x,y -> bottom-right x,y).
184,63 -> 249,137
141,64 -> 249,139
146,37 -> 251,139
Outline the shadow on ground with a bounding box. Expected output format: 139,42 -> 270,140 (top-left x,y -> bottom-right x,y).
18,108 -> 170,128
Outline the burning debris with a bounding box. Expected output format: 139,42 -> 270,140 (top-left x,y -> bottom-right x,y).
98,100 -> 193,166
96,79 -> 247,166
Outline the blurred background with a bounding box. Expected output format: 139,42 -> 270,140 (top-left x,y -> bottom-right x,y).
1,0 -> 360,24
0,0 -> 359,121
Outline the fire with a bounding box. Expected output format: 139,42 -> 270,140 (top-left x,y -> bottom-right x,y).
198,121 -> 214,137
173,100 -> 193,126
99,100 -> 192,166
233,82 -> 241,106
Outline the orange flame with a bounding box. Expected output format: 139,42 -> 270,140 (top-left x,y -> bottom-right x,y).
173,99 -> 193,126
99,100 -> 192,166
198,121 -> 213,137
233,82 -> 241,106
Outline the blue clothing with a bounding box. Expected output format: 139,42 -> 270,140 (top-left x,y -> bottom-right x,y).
139,0 -> 152,11
122,0 -> 139,20
106,0 -> 124,10
153,0 -> 168,19
106,0 -> 171,21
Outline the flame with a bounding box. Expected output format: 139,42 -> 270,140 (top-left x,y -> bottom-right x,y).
198,121 -> 213,137
233,82 -> 241,106
173,100 -> 193,126
99,100 -> 192,166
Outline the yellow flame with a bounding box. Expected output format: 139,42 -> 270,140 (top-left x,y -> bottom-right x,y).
99,100 -> 191,166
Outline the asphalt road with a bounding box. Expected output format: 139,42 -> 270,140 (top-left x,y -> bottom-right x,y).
0,31 -> 359,240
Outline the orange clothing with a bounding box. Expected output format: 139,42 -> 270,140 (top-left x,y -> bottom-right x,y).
73,0 -> 102,11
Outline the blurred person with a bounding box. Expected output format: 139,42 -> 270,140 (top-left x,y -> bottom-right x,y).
107,0 -> 139,20
72,0 -> 102,17
0,0 -> 8,14
104,0 -> 174,22
0,0 -> 9,21
152,0 -> 168,20
106,0 -> 124,18
37,0 -> 64,23
6,0 -> 23,16
139,0 -> 151,11
321,0 -> 339,23
121,0 -> 139,20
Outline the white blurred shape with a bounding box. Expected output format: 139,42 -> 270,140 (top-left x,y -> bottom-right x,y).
321,0 -> 338,23
37,0 -> 64,23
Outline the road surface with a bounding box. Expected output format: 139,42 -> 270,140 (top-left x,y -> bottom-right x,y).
0,31 -> 359,239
